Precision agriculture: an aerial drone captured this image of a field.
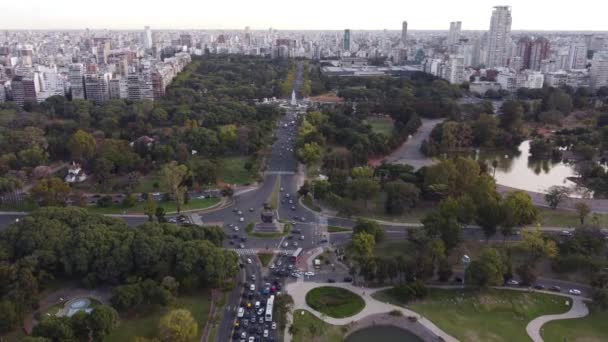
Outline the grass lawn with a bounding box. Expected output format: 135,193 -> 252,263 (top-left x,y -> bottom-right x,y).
368,117 -> 394,136
376,288 -> 570,342
133,172 -> 162,194
373,240 -> 417,259
327,226 -> 352,233
290,309 -> 344,342
305,286 -> 365,319
220,156 -> 255,185
258,252 -> 274,267
537,208 -> 608,227
105,291 -> 211,342
86,197 -> 220,215
302,195 -> 321,212
542,309 -> 608,342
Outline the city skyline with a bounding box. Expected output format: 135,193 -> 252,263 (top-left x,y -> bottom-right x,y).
1,0 -> 608,31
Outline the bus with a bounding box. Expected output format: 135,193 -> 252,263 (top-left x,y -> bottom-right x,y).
265,295 -> 275,322
290,248 -> 303,263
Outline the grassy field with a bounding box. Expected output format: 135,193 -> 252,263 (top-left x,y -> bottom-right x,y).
327,226 -> 352,233
258,253 -> 274,267
220,156 -> 256,185
133,172 -> 162,194
85,197 -> 220,215
302,195 -> 322,212
290,309 -> 344,342
537,208 -> 608,227
542,310 -> 608,342
375,288 -> 570,342
305,286 -> 365,319
104,292 -> 211,342
368,117 -> 394,136
373,240 -> 417,259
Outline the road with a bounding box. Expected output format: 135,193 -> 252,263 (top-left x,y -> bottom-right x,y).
382,118 -> 445,169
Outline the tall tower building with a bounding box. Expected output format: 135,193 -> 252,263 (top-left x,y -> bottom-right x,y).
447,21 -> 462,47
590,51 -> 608,90
69,63 -> 85,100
568,43 -> 587,70
343,29 -> 351,51
84,73 -> 110,104
486,6 -> 512,68
516,36 -> 532,70
401,21 -> 408,46
143,26 -> 153,49
529,37 -> 550,71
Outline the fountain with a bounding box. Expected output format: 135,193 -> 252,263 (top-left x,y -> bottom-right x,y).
290,90 -> 297,106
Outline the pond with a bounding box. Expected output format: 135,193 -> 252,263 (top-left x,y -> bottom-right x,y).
473,140 -> 592,198
346,326 -> 424,342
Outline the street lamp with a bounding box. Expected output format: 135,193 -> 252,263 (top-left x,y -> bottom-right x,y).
461,254 -> 471,288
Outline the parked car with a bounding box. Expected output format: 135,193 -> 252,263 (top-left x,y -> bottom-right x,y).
327,278 -> 336,283
506,279 -> 519,286
550,285 -> 561,292
343,277 -> 353,282
533,284 -> 545,290
568,289 -> 582,295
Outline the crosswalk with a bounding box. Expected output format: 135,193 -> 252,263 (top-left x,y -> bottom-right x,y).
230,248 -> 294,255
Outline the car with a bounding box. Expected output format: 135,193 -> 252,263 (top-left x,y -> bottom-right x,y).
327,278 -> 336,283
506,279 -> 519,286
288,199 -> 293,204
550,285 -> 562,292
250,284 -> 255,291
259,317 -> 264,324
283,242 -> 289,247
569,289 -> 582,295
304,271 -> 314,277
293,242 -> 298,247
229,240 -> 234,245
249,207 -> 254,212
533,284 -> 545,290
285,193 -> 290,198
271,322 -> 277,330
287,235 -> 293,240
250,274 -> 256,281
264,329 -> 269,338
247,258 -> 252,264
269,264 -> 275,269
234,226 -> 240,231
248,337 -> 254,342
257,308 -> 264,316
343,277 -> 353,282
238,307 -> 245,318
300,217 -> 306,222
255,301 -> 260,308
291,272 -> 300,278
300,235 -> 305,240
239,243 -> 245,248
241,331 -> 247,339
280,187 -> 284,192
238,211 -> 243,215
239,217 -> 245,222
560,230 -> 573,237
291,206 -> 296,211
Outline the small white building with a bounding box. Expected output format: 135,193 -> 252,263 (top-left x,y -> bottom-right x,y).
65,162 -> 87,183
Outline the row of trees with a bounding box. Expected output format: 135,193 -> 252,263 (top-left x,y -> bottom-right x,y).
0,207 -> 238,334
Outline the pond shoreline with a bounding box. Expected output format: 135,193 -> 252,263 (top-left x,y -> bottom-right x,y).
343,312 -> 437,342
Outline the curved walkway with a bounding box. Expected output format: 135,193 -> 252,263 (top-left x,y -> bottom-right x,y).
526,295 -> 589,342
285,281 -> 458,342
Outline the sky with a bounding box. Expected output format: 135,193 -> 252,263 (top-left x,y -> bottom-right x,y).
1,0 -> 607,31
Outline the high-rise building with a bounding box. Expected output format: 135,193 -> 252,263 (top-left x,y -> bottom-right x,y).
568,43 -> 587,70
84,73 -> 110,104
343,29 -> 351,51
109,78 -> 127,100
529,37 -> 550,71
486,6 -> 512,68
69,63 -> 85,100
127,64 -> 154,101
143,26 -> 153,49
444,55 -> 465,84
447,22 -> 462,47
590,51 -> 608,90
515,36 -> 532,70
401,21 -> 408,46
10,75 -> 39,107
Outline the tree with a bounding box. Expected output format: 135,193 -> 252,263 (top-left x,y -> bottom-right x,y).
155,207 -> 166,223
475,199 -> 504,241
545,186 -> 571,210
67,129 -> 97,161
574,202 -> 591,224
349,177 -> 380,209
351,232 -> 375,258
384,180 -> 420,214
0,300 -> 18,333
158,309 -> 198,342
520,228 -> 558,264
500,100 -> 524,133
33,316 -> 75,341
465,247 -> 505,287
29,177 -> 71,206
88,305 -> 118,341
297,142 -> 323,166
353,219 -> 385,243
422,208 -> 462,252
161,161 -> 189,214
502,191 -> 538,227
144,196 -> 157,222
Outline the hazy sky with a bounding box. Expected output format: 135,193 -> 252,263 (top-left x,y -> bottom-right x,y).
2,0 -> 607,31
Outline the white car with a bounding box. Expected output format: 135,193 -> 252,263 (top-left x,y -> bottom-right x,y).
255,301 -> 260,308
304,271 -> 315,277
237,307 -> 244,318
234,226 -> 240,231
507,279 -> 519,286
271,322 -> 277,330
269,264 -> 275,269
263,329 -> 269,338
283,242 -> 289,248
248,337 -> 254,342
568,289 -> 582,295
239,217 -> 245,222
250,284 -> 255,291
246,258 -> 252,264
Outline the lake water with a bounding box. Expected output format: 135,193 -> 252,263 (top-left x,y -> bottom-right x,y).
474,140 -> 591,197
346,326 -> 424,342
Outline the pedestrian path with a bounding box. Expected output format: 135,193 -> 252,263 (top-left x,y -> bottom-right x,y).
526,295 -> 589,342
229,248 -> 293,255
285,281 -> 458,342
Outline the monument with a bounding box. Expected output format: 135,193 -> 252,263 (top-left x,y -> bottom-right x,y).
290,90 -> 297,106
254,203 -> 281,233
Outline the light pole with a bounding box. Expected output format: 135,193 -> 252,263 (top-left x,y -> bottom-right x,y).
461,254 -> 470,288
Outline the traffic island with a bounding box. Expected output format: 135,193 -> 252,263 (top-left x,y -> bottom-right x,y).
305,286 -> 365,319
